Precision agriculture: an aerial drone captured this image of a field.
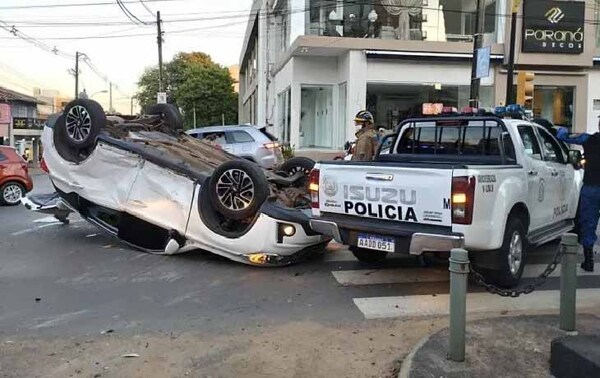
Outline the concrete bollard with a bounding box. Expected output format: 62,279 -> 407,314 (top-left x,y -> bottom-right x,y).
560,233 -> 580,332
448,248 -> 469,362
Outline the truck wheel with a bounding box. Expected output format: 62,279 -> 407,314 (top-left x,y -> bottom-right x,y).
148,103 -> 183,132
59,99 -> 106,149
350,246 -> 388,263
208,159 -> 269,221
489,217 -> 527,287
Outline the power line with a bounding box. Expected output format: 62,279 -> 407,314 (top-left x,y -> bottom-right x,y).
116,0 -> 153,26
0,0 -> 181,10
139,0 -> 155,17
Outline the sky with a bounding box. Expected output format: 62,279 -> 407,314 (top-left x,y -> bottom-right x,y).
0,0 -> 253,113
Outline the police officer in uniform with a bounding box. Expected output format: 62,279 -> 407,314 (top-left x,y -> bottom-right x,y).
352,110 -> 378,161
557,124 -> 600,272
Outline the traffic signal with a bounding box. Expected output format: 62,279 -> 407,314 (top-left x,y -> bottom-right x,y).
516,71 -> 535,108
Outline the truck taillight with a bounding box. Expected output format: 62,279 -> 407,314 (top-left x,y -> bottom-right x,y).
308,168 -> 320,208
451,176 -> 476,225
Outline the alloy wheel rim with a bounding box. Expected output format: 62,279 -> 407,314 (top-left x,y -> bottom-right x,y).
3,184 -> 22,204
65,105 -> 92,142
289,166 -> 310,176
216,169 -> 255,211
508,231 -> 523,276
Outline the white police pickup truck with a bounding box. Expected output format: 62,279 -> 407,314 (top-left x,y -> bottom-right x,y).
309,115 -> 584,287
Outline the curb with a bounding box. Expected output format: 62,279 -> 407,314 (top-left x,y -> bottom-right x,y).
398,331 -> 436,378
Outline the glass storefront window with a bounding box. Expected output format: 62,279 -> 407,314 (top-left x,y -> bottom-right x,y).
300,85 -> 335,149
533,86 -> 574,128
305,0 -> 499,43
366,83 -> 493,129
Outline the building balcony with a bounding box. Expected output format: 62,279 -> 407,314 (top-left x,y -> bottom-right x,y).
304,0 -> 503,45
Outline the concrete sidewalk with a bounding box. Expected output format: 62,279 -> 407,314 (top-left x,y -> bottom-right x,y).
400,313 -> 600,378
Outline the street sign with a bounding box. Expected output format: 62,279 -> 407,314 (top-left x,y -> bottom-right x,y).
157,92 -> 167,104
475,46 -> 491,79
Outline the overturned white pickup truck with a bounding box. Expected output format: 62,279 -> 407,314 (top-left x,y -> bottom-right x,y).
25,99 -> 330,265
309,116 -> 584,286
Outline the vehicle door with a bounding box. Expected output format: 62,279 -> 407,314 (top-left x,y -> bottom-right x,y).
517,124 -> 553,230
534,126 -> 574,223
0,150 -> 7,178
226,130 -> 256,158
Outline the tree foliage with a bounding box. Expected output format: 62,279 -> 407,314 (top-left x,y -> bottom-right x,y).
136,52 -> 238,128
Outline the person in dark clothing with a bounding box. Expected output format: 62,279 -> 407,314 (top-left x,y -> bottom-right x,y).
557,126 -> 600,272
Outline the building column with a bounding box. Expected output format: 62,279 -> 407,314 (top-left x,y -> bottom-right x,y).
9,120 -> 15,147
290,0 -> 306,43
257,0 -> 269,126
33,138 -> 40,167
345,50 -> 368,142
290,81 -> 301,150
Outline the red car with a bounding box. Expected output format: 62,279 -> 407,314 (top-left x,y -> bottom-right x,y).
0,146 -> 33,206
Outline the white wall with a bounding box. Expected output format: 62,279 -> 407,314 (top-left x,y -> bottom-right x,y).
586,70 -> 600,133
345,51 -> 367,142
367,60 -> 495,86
293,56 -> 339,83
290,0 -> 306,44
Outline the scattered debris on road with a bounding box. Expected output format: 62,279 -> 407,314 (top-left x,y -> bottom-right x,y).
121,353 -> 140,358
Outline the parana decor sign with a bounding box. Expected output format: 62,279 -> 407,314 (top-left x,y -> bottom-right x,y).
522,0 -> 584,54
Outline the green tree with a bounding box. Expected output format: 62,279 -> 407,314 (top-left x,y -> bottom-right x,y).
136,52 -> 238,128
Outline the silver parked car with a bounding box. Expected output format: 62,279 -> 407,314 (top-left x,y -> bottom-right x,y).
187,125 -> 284,169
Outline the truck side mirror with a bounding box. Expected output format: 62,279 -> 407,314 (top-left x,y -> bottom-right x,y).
376,134 -> 395,156
568,150 -> 583,167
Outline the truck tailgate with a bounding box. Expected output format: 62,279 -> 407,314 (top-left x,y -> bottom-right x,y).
318,164 -> 453,226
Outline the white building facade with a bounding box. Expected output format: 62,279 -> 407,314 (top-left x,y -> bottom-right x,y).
240,0 -> 600,152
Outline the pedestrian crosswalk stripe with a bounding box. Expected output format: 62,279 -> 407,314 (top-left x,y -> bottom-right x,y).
332,267 -> 447,285
332,263 -> 600,286
353,288 -> 600,319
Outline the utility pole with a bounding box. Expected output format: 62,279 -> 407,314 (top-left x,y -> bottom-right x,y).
74,51 -> 80,99
505,0 -> 521,105
130,97 -> 134,115
109,82 -> 113,113
157,11 -> 164,92
468,0 -> 486,108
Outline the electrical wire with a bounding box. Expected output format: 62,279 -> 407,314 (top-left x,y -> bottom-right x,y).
0,0 -> 181,10
116,0 -> 153,26
139,0 -> 155,17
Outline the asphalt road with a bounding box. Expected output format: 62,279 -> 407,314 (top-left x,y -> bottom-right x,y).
0,174 -> 595,339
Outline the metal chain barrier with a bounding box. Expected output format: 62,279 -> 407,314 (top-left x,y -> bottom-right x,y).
470,243 -> 565,297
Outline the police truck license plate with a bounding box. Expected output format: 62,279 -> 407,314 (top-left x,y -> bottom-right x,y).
357,234 -> 395,252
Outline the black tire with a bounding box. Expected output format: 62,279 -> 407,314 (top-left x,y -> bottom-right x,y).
279,157 -> 315,187
0,182 -> 25,206
148,104 -> 183,132
59,99 -> 106,149
208,159 -> 269,221
487,217 -> 527,288
350,246 -> 388,263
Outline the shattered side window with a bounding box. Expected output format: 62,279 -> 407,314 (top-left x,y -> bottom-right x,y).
202,132 -> 227,146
